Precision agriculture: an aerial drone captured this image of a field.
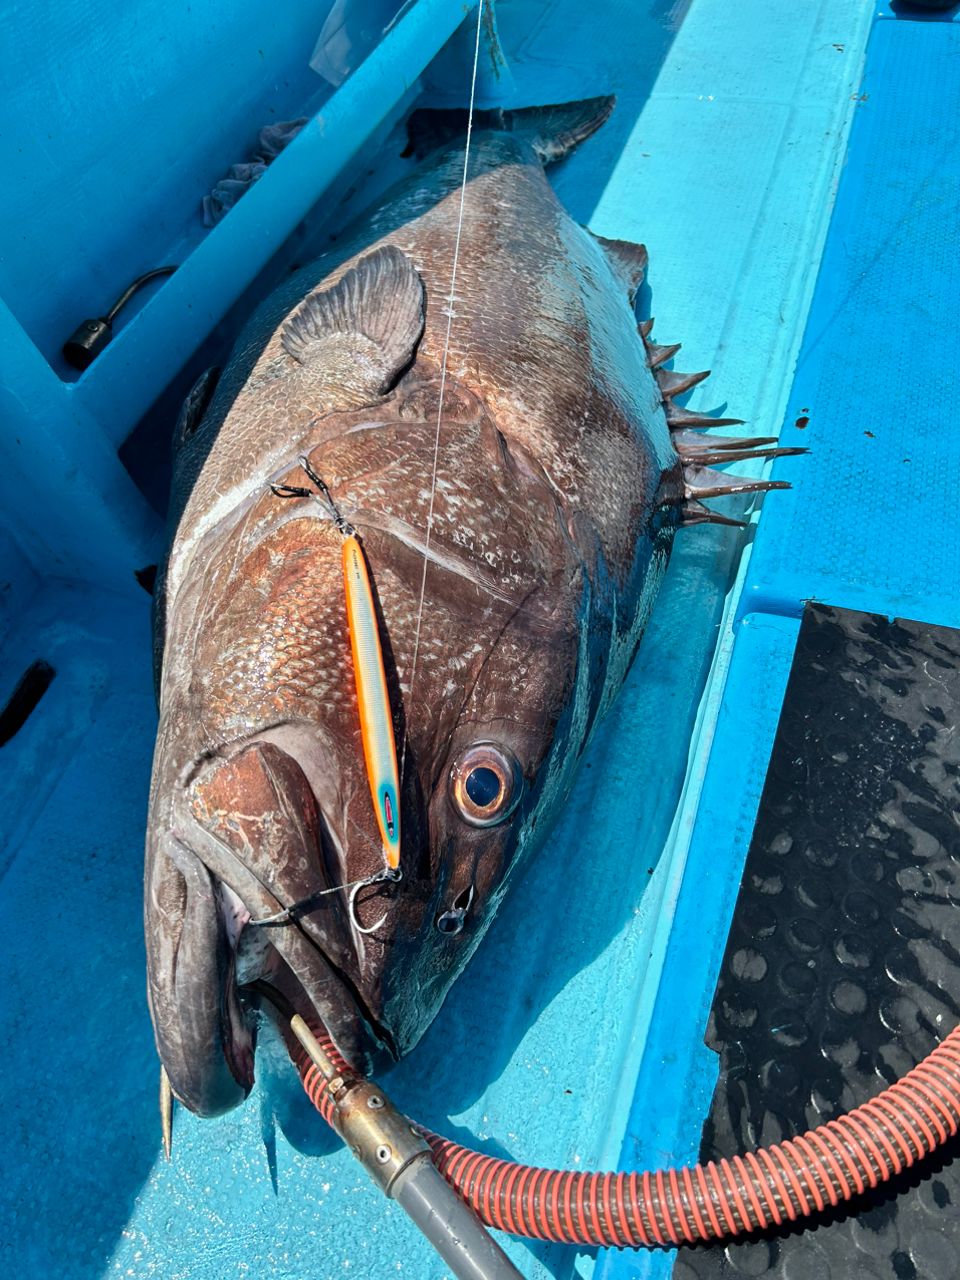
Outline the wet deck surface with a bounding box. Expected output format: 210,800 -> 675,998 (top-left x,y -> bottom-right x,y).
677,605 -> 960,1280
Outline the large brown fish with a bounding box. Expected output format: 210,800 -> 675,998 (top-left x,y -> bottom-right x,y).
146,98 -> 791,1115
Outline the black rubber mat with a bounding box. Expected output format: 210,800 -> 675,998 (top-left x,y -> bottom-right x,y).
674,604 -> 960,1280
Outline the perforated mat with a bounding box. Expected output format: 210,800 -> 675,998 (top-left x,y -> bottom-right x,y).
673,604 -> 960,1280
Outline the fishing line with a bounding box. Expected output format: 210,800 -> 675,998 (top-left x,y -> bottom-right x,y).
248,868 -> 399,928
263,5 -> 484,911
274,488 -> 558,630
399,0 -> 486,792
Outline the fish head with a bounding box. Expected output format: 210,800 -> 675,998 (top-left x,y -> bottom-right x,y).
147,378 -> 590,1112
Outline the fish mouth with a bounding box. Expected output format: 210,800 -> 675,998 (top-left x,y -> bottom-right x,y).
217,875 -> 397,1083
153,823 -> 396,1117
151,737 -> 409,1114
238,945 -> 394,1076
221,940 -> 256,1096
170,733 -> 403,1108
213,860 -> 401,1080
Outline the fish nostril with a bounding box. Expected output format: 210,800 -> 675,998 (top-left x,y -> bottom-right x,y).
436,886 -> 474,935
436,910 -> 464,935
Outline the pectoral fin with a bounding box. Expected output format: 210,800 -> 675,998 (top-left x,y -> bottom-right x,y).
281,246 -> 425,408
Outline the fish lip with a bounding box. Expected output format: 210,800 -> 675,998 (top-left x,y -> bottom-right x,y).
147,828 -> 253,1118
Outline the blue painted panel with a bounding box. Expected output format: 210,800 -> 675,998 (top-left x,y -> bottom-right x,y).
1,1 -> 335,369
743,16 -> 960,631
72,0 -> 467,436
606,12 -> 960,1278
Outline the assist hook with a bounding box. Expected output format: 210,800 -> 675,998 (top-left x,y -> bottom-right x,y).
349,866 -> 403,935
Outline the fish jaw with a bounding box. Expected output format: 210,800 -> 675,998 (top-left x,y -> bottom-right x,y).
145,702 -> 568,1102
144,820 -> 254,1117
146,735 -> 402,1114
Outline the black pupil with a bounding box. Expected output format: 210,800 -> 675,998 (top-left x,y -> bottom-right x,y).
465,766 -> 502,809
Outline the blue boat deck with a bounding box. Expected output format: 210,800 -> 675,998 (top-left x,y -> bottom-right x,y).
2,1 -> 957,1278
618,7 -> 960,1279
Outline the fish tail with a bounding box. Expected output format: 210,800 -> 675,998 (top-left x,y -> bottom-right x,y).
405,95 -> 615,165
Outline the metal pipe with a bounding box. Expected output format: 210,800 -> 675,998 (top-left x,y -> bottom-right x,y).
392,1157 -> 525,1280
289,1016 -> 524,1280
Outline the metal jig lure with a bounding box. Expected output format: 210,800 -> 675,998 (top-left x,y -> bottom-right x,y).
272,457 -> 402,876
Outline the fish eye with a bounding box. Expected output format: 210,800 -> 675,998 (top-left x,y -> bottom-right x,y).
448,743 -> 521,828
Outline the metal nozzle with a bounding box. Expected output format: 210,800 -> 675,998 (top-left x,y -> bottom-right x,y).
290,1014 -> 430,1195
288,1015 -> 523,1278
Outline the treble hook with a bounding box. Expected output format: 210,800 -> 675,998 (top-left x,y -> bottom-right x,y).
348,867 -> 402,936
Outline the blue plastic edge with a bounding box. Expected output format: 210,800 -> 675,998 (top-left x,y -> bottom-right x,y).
598,613 -> 800,1280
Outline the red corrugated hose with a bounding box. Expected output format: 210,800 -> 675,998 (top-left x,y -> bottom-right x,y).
292,1021 -> 960,1248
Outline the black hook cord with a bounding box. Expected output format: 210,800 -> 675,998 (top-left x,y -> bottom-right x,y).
103,266 -> 177,323
62,265 -> 177,370
271,455 -> 356,537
